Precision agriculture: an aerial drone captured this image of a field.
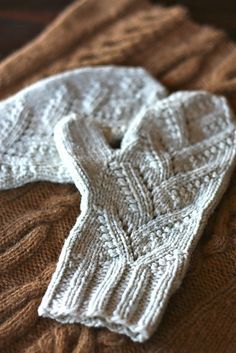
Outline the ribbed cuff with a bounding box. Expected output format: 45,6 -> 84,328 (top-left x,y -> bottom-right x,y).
38,250 -> 186,342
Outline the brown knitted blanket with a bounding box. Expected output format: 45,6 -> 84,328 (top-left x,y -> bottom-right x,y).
1,1 -> 236,352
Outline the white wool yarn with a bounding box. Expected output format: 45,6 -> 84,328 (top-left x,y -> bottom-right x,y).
0,66 -> 166,189
38,90 -> 236,342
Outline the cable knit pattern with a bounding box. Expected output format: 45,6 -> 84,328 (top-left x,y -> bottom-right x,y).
38,91 -> 236,342
0,66 -> 166,189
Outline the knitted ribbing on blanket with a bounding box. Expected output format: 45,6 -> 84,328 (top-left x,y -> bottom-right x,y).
0,66 -> 166,189
38,91 -> 236,342
1,0 -> 236,352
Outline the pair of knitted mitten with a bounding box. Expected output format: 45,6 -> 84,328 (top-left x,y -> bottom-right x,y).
38,89 -> 236,342
0,63 -> 235,342
0,66 -> 166,189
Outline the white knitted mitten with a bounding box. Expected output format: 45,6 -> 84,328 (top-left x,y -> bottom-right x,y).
38,91 -> 236,342
0,66 -> 166,189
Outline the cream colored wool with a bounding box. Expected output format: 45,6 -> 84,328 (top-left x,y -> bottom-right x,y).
0,66 -> 166,189
39,89 -> 236,342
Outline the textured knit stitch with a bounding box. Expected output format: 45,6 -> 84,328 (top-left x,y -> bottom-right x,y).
1,0 -> 236,352
0,2 -> 186,99
38,91 -> 236,342
0,66 -> 166,189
